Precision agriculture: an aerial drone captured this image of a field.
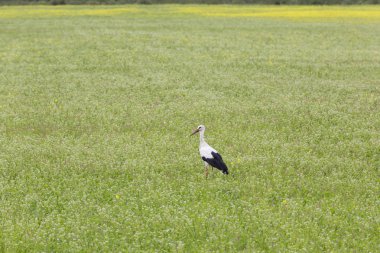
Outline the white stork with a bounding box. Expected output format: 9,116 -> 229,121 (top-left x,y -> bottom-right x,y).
191,125 -> 229,178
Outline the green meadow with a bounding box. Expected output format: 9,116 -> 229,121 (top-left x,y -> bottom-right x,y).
0,5 -> 379,252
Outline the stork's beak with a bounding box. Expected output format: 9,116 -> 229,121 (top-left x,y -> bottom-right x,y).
190,128 -> 199,136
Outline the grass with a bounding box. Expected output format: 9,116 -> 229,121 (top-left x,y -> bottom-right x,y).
0,5 -> 379,252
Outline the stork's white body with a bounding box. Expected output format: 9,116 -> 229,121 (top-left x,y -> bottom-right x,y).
199,134 -> 217,162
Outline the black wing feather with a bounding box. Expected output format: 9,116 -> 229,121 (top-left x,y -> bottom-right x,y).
202,151 -> 229,175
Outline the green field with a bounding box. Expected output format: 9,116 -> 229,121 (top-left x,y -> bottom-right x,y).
0,5 -> 379,252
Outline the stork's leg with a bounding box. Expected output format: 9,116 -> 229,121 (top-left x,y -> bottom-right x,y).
204,163 -> 209,179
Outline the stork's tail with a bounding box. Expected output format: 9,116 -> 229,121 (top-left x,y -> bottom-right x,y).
223,167 -> 229,175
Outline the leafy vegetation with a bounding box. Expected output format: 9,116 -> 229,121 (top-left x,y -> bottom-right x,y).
0,5 -> 379,252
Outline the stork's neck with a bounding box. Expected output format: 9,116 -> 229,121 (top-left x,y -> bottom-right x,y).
199,131 -> 206,145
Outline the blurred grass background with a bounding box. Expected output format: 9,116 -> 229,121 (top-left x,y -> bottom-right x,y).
0,5 -> 379,252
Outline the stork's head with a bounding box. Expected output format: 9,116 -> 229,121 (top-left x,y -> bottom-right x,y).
191,125 -> 205,136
